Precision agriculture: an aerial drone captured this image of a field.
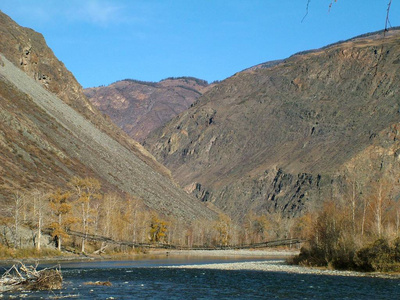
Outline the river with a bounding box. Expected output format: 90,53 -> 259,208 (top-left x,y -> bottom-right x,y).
1,256 -> 399,299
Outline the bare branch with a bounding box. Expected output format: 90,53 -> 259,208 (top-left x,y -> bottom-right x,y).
385,0 -> 393,34
301,0 -> 311,23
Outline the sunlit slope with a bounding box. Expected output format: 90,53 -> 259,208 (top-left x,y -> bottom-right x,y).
145,30 -> 400,219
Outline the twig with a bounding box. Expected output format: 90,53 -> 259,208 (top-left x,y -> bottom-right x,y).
301,0 -> 311,23
385,0 -> 393,35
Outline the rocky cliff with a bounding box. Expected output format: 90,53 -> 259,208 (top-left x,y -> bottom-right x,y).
145,29 -> 400,220
0,11 -> 216,222
84,77 -> 212,142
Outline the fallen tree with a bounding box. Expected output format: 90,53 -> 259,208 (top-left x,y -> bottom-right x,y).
0,262 -> 62,292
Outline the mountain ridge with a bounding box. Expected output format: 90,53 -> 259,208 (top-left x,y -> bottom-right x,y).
144,29 -> 400,220
0,11 -> 216,223
84,77 -> 214,142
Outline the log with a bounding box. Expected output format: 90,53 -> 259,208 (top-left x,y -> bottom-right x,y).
0,262 -> 62,292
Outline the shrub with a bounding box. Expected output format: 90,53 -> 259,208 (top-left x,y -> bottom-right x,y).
354,238 -> 400,272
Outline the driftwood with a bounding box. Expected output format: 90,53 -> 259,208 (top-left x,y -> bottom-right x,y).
0,262 -> 62,292
93,244 -> 108,255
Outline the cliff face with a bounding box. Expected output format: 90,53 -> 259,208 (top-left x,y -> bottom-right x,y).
0,11 -> 93,117
84,78 -> 212,142
145,30 -> 400,220
0,11 -> 216,222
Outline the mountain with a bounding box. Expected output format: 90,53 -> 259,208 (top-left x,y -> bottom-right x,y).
84,77 -> 213,142
0,11 -> 215,222
144,29 -> 400,220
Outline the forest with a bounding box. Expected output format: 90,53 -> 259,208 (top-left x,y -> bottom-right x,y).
1,168 -> 400,273
0,176 -> 297,258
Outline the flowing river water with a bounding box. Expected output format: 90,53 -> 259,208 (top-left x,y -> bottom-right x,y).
1,255 -> 400,299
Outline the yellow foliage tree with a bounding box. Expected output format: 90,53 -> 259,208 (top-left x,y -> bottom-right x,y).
48,189 -> 75,251
214,213 -> 232,247
149,214 -> 168,243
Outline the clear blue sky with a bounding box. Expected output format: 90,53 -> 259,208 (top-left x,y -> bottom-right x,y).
0,1 -> 398,88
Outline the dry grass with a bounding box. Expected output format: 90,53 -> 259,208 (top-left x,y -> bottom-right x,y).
0,245 -> 62,259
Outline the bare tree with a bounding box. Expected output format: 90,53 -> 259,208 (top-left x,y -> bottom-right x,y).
303,0 -> 394,31
12,191 -> 25,248
70,177 -> 101,253
32,189 -> 48,251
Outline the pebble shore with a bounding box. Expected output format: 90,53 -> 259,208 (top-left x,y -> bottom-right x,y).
164,249 -> 400,279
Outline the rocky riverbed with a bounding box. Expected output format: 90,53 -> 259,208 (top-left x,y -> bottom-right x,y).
163,249 -> 400,279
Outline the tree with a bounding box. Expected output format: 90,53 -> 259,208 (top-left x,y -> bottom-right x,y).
303,0 -> 394,32
368,179 -> 393,238
242,212 -> 270,244
32,189 -> 48,251
102,193 -> 119,239
149,214 -> 168,243
70,177 -> 101,253
12,191 -> 25,248
49,189 -> 74,251
213,214 -> 232,247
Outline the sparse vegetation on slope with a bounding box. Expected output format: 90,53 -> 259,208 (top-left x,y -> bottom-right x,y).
145,29 -> 400,222
84,77 -> 213,142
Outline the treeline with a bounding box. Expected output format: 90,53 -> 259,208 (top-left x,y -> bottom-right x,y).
291,176 -> 400,272
160,77 -> 209,86
0,177 -> 300,255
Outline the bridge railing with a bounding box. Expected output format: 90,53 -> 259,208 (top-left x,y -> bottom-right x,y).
63,229 -> 305,250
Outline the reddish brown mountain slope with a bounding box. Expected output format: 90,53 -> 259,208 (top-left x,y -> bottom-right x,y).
84,78 -> 212,142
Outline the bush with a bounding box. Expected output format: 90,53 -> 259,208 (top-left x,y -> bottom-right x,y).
291,237 -> 400,272
354,238 -> 400,272
288,246 -> 328,267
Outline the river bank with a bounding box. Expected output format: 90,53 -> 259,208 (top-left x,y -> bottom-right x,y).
164,251 -> 400,279
164,248 -> 299,257
1,248 -> 398,279
0,248 -> 299,263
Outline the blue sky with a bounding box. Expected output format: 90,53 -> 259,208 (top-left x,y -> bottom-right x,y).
0,1 -> 399,88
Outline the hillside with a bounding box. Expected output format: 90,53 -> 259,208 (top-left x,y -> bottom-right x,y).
0,11 -> 215,222
84,77 -> 212,142
145,29 -> 400,220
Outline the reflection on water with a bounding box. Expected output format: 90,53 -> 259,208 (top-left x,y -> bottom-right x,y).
1,257 -> 400,299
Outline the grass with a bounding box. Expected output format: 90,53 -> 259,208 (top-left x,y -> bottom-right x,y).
0,245 -> 63,259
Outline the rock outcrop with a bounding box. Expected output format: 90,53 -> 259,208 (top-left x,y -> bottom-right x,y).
145,29 -> 400,220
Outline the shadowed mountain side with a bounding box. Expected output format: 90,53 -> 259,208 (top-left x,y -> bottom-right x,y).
0,54 -> 215,222
84,78 -> 213,142
144,30 -> 400,220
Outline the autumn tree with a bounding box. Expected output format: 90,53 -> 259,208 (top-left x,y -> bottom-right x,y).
149,214 -> 168,243
241,212 -> 270,245
70,177 -> 101,253
213,213 -> 232,247
48,189 -> 75,251
368,178 -> 393,238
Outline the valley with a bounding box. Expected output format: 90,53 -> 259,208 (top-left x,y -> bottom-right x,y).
1,9 -> 400,273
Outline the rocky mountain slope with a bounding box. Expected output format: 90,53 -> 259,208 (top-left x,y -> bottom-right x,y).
0,11 -> 215,222
145,29 -> 400,220
84,78 -> 212,142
